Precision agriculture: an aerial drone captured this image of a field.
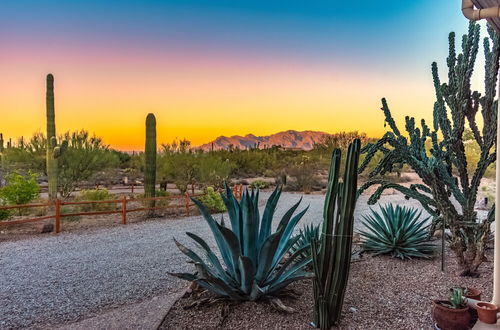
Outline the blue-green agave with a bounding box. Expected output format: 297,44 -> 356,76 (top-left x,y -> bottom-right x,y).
170,185 -> 313,301
359,204 -> 434,260
291,223 -> 320,263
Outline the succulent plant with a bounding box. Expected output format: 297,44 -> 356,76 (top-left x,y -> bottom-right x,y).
45,74 -> 67,200
441,287 -> 467,309
144,113 -> 157,212
312,139 -> 360,329
358,22 -> 499,276
291,223 -> 320,263
359,204 -> 435,260
170,184 -> 313,301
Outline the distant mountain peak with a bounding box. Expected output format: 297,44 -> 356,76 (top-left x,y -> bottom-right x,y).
198,130 -> 330,151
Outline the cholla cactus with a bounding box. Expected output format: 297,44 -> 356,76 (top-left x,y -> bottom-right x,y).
359,23 -> 499,276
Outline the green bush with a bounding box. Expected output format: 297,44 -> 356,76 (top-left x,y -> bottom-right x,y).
0,199 -> 12,221
60,205 -> 82,222
359,204 -> 434,260
77,189 -> 116,211
0,171 -> 40,210
287,156 -> 318,193
250,179 -> 268,190
198,187 -> 226,213
138,189 -> 170,209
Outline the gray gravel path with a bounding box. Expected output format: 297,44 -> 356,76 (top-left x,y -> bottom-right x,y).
0,191 -> 427,329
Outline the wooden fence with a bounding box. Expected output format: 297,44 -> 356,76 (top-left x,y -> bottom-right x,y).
0,193 -> 202,233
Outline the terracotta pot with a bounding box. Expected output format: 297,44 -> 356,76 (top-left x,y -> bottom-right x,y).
464,288 -> 481,301
432,300 -> 471,330
476,302 -> 498,324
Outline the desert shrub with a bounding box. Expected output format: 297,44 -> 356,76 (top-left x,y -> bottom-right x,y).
198,187 -> 226,212
287,156 -> 318,193
464,140 -> 495,178
359,204 -> 434,260
0,172 -> 40,210
154,189 -> 170,207
197,156 -> 234,189
60,205 -> 82,222
251,179 -> 268,190
138,189 -> 170,208
77,189 -> 117,211
158,152 -> 197,193
0,199 -> 12,221
58,130 -> 120,198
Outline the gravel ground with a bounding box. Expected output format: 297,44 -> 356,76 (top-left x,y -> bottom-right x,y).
161,247 -> 494,330
0,191 -> 459,329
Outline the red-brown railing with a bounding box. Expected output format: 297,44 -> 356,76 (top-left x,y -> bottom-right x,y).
0,193 -> 203,233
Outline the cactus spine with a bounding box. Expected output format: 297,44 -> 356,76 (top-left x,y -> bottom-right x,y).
144,113 -> 157,212
46,74 -> 67,200
311,139 -> 360,329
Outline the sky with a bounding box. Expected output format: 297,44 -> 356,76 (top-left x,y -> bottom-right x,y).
0,0 -> 485,150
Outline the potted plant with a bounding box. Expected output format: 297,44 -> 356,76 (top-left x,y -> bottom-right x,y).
463,287 -> 481,301
432,288 -> 471,330
476,302 -> 498,324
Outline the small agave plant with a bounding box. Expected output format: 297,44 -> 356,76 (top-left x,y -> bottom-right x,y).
359,203 -> 434,260
170,184 -> 313,301
291,223 -> 321,263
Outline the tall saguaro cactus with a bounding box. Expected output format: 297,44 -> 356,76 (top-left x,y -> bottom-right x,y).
311,139 -> 360,329
0,133 -> 4,186
46,74 -> 67,200
144,113 -> 157,212
359,23 -> 499,276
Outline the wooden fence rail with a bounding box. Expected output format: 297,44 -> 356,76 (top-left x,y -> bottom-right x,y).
0,193 -> 203,233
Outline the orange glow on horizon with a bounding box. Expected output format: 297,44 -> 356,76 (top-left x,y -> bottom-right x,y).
1,47 -> 436,150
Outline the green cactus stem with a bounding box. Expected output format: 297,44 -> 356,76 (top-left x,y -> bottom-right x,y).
311,139 -> 360,329
46,74 -> 67,200
144,113 -> 157,213
358,23 -> 499,276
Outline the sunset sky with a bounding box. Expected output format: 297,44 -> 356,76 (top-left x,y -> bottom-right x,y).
0,1 -> 483,150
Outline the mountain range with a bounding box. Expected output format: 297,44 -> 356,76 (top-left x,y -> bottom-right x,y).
198,130 -> 330,151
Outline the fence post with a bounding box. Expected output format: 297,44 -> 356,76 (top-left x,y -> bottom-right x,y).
131,183 -> 134,194
54,199 -> 61,233
121,196 -> 127,224
185,192 -> 190,217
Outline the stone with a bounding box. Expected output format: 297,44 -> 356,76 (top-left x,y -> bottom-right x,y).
37,223 -> 54,233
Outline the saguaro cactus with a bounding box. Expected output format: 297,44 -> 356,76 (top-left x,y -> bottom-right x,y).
144,113 -> 157,212
46,74 -> 67,200
311,139 -> 360,329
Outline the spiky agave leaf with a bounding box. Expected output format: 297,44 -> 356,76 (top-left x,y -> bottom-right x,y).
170,184 -> 312,301
358,204 -> 435,259
291,223 -> 321,262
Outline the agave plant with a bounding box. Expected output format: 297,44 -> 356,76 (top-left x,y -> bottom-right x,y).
291,223 -> 320,263
359,204 -> 434,260
170,184 -> 313,301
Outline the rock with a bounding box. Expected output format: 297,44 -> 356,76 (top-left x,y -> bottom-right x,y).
349,307 -> 359,313
37,223 -> 54,233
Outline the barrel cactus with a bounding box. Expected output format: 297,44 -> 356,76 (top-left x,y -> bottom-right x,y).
170,185 -> 313,303
312,139 -> 360,329
144,113 -> 157,212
